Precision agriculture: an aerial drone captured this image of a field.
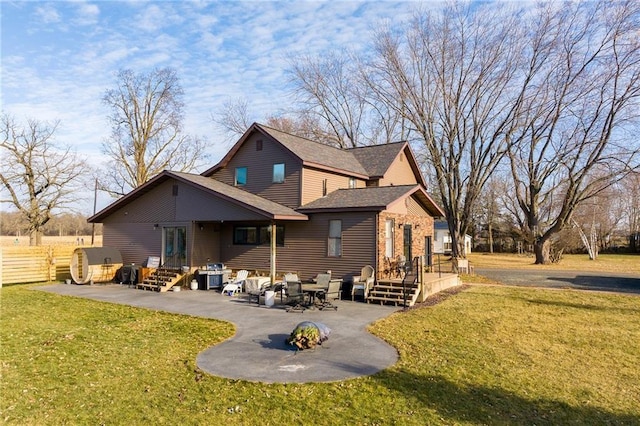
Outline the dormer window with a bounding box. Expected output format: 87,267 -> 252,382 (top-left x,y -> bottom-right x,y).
349,177 -> 357,188
273,163 -> 285,183
235,167 -> 247,186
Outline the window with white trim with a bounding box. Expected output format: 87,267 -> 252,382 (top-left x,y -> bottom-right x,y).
328,220 -> 342,257
385,219 -> 394,258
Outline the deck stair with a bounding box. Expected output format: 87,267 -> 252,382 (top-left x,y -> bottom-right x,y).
367,268 -> 420,307
137,268 -> 184,292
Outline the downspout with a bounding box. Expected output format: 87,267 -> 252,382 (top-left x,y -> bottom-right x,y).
189,221 -> 196,271
375,213 -> 380,275
270,221 -> 276,285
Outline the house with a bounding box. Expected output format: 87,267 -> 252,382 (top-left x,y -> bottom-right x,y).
433,220 -> 472,256
89,123 -> 445,284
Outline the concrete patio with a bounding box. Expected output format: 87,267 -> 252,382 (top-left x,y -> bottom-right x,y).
37,283 -> 400,384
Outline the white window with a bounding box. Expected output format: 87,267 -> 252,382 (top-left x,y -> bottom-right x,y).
444,234 -> 452,252
328,220 -> 342,257
385,219 -> 394,258
349,177 -> 357,188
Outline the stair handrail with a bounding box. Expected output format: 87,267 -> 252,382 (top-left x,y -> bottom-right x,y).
402,256 -> 421,309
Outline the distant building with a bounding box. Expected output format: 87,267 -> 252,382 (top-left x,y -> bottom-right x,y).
433,220 -> 472,256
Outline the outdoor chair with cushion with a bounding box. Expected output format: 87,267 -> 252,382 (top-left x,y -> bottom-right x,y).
245,276 -> 272,304
351,265 -> 375,301
222,269 -> 249,295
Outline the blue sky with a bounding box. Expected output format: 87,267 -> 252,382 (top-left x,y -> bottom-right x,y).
2,1 -> 422,212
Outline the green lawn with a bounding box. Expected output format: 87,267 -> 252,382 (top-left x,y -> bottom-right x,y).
2,284 -> 639,425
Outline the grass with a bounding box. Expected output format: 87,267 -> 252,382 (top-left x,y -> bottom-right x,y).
467,252 -> 640,274
2,284 -> 639,425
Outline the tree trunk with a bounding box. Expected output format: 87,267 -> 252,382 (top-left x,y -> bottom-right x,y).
533,238 -> 550,264
488,223 -> 494,254
29,230 -> 42,246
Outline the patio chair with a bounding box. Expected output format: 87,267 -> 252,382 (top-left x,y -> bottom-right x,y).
245,276 -> 272,304
285,274 -> 306,313
351,265 -> 375,301
395,255 -> 407,277
222,269 -> 249,296
310,270 -> 332,282
314,273 -> 331,287
317,278 -> 342,311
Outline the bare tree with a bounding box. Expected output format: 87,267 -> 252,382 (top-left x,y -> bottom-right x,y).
0,114 -> 86,246
506,1 -> 640,264
216,52 -> 409,149
288,52 -> 367,148
288,51 -> 412,148
619,172 -> 640,248
101,68 -> 208,196
212,97 -> 253,142
366,3 -> 524,259
212,97 -> 353,148
475,176 -> 506,254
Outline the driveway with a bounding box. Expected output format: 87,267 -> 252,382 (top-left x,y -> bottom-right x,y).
475,268 -> 640,295
37,284 -> 399,384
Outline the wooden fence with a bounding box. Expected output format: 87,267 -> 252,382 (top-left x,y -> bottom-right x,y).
0,246 -> 77,286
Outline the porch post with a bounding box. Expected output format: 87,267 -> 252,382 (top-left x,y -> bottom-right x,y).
270,221 -> 276,285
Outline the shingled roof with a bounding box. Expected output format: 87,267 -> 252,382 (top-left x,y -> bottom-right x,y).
259,124 -> 426,187
89,170 -> 307,223
298,184 -> 444,217
256,124 -> 369,176
170,171 -> 307,219
202,123 -> 424,181
349,142 -> 406,178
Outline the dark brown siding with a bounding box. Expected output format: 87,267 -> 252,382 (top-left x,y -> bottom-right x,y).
101,177 -> 263,267
176,183 -> 266,221
105,180 -> 177,224
191,224 -> 222,268
211,133 -> 302,208
103,222 -> 164,266
219,212 -> 377,282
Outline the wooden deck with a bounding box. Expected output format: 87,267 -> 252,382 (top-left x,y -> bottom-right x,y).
369,272 -> 460,306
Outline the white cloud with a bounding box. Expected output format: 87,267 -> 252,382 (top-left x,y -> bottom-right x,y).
2,0 -> 424,212
74,2 -> 100,26
34,4 -> 61,24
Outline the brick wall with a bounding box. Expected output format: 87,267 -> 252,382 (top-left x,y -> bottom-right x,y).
377,212 -> 434,277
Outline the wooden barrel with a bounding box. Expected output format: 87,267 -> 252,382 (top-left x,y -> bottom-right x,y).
70,247 -> 123,284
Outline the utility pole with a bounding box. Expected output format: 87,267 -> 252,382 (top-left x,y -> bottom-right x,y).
91,178 -> 98,246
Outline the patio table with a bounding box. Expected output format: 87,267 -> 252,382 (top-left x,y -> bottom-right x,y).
301,283 -> 327,306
